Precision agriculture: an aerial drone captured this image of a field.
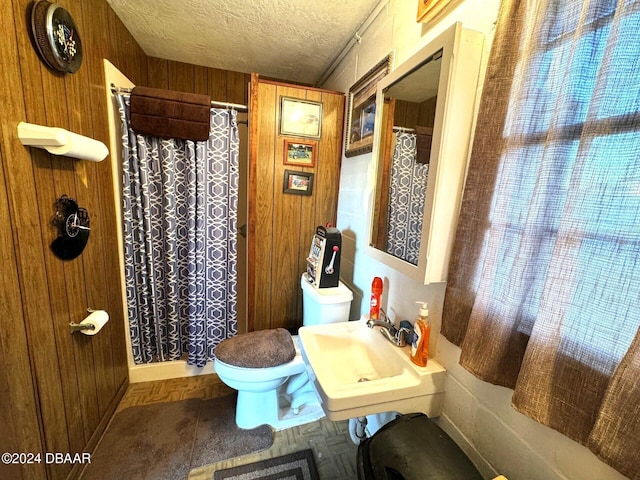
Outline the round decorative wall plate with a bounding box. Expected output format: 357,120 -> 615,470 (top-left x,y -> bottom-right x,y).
31,0 -> 83,74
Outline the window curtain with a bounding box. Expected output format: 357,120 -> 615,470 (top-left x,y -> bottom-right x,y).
386,132 -> 429,265
441,0 -> 640,477
115,94 -> 239,368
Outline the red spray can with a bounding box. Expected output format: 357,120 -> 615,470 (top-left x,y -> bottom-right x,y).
369,277 -> 383,320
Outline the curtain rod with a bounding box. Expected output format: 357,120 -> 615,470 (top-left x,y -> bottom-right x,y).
110,84 -> 248,111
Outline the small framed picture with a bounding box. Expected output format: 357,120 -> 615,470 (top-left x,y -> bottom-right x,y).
283,169 -> 314,196
284,139 -> 316,167
280,97 -> 323,139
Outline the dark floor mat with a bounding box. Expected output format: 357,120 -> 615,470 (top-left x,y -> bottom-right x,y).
190,394 -> 273,468
81,394 -> 273,479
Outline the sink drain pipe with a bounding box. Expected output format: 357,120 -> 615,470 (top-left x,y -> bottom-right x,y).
349,416 -> 369,444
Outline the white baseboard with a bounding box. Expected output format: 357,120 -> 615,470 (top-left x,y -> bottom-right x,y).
128,360 -> 215,383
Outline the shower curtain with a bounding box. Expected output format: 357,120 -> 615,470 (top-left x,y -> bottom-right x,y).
386,131 -> 429,265
115,94 -> 239,367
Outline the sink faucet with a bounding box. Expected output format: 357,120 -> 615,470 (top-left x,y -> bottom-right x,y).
366,308 -> 392,329
366,310 -> 410,347
366,319 -> 392,329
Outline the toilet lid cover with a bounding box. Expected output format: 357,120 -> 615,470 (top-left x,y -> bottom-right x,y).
215,328 -> 295,368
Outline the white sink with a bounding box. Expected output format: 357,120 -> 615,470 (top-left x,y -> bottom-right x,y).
298,318 -> 447,421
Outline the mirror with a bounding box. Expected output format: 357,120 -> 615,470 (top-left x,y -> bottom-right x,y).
370,50 -> 442,266
366,23 -> 484,283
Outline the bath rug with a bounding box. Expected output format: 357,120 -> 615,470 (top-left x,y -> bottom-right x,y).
213,449 -> 319,480
81,394 -> 273,480
190,394 -> 273,468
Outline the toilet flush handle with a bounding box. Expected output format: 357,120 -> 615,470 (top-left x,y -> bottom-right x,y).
325,246 -> 339,275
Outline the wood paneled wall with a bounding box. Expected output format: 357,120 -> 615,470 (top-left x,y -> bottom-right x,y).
0,2 -> 250,480
145,57 -> 250,104
0,2 -> 147,479
394,97 -> 437,128
249,76 -> 345,332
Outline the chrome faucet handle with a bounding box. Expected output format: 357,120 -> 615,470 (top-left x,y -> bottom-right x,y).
380,326 -> 409,347
379,328 -> 397,345
395,327 -> 413,347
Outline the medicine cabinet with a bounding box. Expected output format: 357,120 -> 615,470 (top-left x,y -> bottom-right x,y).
366,22 -> 484,284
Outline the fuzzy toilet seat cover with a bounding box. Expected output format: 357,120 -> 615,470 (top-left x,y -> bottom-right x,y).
215,328 -> 296,368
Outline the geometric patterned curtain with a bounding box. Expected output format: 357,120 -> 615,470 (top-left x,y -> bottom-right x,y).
386,131 -> 429,265
115,94 -> 238,367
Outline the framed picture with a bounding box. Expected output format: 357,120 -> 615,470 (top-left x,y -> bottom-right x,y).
284,139 -> 316,167
417,0 -> 459,23
345,53 -> 393,158
283,169 -> 314,196
279,97 -> 323,139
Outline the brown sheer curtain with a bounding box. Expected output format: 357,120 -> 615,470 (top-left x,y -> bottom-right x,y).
442,0 -> 640,478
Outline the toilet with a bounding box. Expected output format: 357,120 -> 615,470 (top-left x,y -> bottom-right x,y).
214,274 -> 353,430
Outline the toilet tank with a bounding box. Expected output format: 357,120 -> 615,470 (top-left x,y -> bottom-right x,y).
301,274 -> 353,326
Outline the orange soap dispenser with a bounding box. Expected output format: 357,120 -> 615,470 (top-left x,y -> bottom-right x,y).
410,301 -> 431,367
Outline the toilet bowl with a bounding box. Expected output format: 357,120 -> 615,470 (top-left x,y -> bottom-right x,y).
214,274 -> 353,430
214,345 -> 321,430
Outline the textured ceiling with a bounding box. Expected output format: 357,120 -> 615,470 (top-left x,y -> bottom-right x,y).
106,0 -> 381,85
